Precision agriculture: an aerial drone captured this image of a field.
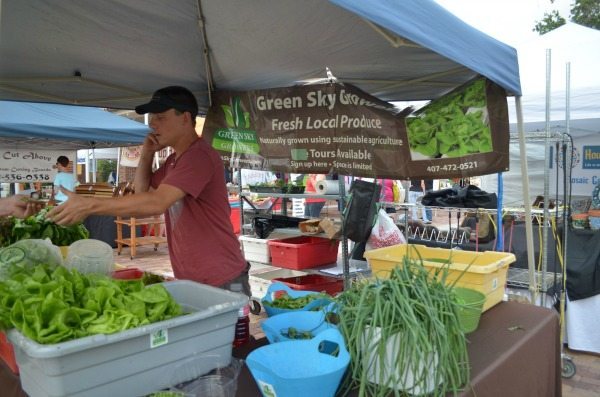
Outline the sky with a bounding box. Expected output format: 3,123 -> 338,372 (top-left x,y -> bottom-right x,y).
434,0 -> 573,47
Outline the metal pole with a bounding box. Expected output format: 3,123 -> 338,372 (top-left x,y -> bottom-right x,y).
515,96 -> 538,303
541,49 -> 552,306
339,176 -> 349,290
561,62 -> 571,332
85,149 -> 90,183
116,147 -> 121,185
92,147 -> 97,183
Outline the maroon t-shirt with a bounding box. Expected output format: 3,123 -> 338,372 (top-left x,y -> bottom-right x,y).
151,138 -> 245,286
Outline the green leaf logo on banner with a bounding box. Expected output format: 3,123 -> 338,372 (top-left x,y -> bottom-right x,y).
213,96 -> 259,154
221,96 -> 250,128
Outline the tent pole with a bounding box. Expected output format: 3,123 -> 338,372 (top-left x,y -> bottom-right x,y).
515,96 -> 537,303
85,150 -> 90,183
496,172 -> 503,251
92,147 -> 97,183
196,0 -> 214,107
541,49 -> 552,307
116,147 -> 121,185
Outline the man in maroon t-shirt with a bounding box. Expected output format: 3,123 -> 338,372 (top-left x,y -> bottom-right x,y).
48,86 -> 249,294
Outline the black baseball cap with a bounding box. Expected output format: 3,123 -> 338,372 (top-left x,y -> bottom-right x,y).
135,86 -> 198,118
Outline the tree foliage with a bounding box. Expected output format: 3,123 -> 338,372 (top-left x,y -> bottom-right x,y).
96,159 -> 117,183
534,0 -> 600,34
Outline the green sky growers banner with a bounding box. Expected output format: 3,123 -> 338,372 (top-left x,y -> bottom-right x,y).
202,79 -> 509,179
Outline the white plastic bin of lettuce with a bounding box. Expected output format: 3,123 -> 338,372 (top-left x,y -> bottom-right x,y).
4,275 -> 247,397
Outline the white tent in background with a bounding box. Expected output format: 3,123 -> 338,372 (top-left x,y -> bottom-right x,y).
509,22 -> 600,123
483,23 -> 600,205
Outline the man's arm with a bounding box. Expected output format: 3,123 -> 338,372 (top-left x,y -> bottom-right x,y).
0,195 -> 43,218
46,183 -> 185,225
134,149 -> 156,193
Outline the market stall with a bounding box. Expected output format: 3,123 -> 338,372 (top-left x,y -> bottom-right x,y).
2,0 -> 567,395
0,100 -> 149,243
0,300 -> 561,397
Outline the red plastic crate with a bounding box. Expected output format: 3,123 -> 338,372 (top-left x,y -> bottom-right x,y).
272,274 -> 343,296
0,331 -> 18,374
112,268 -> 144,280
267,236 -> 339,270
230,207 -> 241,234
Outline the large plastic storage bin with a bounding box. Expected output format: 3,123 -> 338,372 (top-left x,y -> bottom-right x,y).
273,274 -> 343,296
239,231 -> 299,264
267,236 -> 339,270
364,244 -> 515,312
7,280 -> 247,397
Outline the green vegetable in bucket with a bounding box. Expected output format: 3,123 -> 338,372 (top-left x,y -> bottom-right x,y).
335,256 -> 470,397
263,292 -> 329,310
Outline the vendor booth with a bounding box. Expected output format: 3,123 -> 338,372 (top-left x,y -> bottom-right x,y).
0,100 -> 149,246
0,0 -> 567,396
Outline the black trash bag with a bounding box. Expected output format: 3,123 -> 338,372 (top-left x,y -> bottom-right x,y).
253,217 -> 276,239
464,185 -> 497,209
342,180 -> 381,243
421,185 -> 497,209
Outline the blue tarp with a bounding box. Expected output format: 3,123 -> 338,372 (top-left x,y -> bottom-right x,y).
0,101 -> 148,147
333,0 -> 521,96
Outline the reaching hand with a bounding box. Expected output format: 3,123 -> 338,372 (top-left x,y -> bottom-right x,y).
0,195 -> 44,218
46,188 -> 91,225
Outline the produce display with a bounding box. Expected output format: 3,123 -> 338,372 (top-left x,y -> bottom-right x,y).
0,239 -> 64,272
0,262 -> 182,344
335,257 -> 470,397
262,290 -> 330,310
407,78 -> 492,159
0,207 -> 89,247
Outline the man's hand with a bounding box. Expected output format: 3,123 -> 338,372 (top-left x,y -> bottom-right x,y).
0,195 -> 44,218
46,188 -> 92,225
142,132 -> 165,153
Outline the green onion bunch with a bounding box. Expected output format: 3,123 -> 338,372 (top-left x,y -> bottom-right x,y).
336,256 -> 470,396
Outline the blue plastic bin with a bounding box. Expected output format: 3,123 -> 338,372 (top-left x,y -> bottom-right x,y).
261,282 -> 332,317
246,328 -> 349,397
261,310 -> 337,343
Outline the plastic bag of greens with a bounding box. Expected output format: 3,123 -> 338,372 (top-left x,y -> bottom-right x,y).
0,239 -> 63,279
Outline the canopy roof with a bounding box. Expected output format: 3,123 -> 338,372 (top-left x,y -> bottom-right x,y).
512,23 -> 600,122
0,101 -> 149,150
0,0 -> 521,113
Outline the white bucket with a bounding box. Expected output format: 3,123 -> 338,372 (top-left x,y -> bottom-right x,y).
361,326 -> 440,396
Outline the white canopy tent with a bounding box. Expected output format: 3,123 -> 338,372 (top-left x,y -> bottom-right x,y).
484,23 -> 600,203
509,22 -> 600,123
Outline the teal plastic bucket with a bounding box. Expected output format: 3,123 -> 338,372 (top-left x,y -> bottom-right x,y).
261,310 -> 337,343
246,328 -> 349,397
261,282 -> 332,317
